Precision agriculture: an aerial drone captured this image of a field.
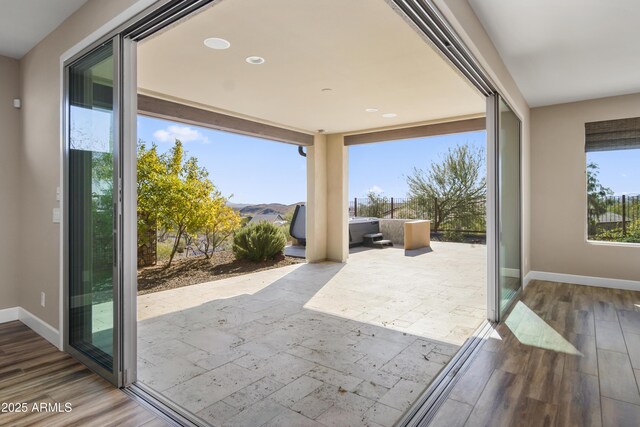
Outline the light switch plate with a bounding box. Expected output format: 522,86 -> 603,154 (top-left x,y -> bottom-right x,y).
53,208 -> 61,223
56,187 -> 61,201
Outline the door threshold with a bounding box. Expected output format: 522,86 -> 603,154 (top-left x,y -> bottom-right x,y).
123,382 -> 209,427
397,320 -> 494,427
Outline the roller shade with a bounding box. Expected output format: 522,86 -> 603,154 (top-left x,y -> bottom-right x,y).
585,117 -> 640,152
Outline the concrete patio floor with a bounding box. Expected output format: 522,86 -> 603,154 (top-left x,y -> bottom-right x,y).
137,242 -> 486,426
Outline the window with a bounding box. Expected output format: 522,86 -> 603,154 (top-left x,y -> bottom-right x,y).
585,117 -> 640,243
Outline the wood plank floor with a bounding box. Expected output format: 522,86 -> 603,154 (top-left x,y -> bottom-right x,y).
431,280 -> 640,427
0,321 -> 169,427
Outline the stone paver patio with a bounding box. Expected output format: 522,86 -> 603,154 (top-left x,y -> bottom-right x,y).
137,242 -> 486,426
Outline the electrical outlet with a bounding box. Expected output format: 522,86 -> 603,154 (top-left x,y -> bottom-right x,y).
40,292 -> 46,307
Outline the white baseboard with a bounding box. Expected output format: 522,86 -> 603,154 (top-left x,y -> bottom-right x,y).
0,306 -> 61,349
0,306 -> 19,323
526,270 -> 640,292
18,308 -> 60,349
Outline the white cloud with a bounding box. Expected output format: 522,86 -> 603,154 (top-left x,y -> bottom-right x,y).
153,125 -> 209,144
367,185 -> 384,195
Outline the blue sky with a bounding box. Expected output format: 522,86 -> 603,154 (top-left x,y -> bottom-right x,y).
138,115 -> 487,204
349,131 -> 486,198
587,150 -> 640,196
137,115 -> 639,204
138,116 -> 306,205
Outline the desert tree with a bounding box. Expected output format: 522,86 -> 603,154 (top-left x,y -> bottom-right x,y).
406,144 -> 485,232
156,141 -> 214,266
137,141 -> 164,259
192,194 -> 242,258
358,190 -> 389,218
138,139 -> 244,266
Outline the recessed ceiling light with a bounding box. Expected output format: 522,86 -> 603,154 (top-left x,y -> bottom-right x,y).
382,113 -> 397,118
321,88 -> 332,92
246,56 -> 265,65
204,37 -> 230,50
365,108 -> 378,113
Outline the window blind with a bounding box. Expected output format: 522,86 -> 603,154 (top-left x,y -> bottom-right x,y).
585,117 -> 640,152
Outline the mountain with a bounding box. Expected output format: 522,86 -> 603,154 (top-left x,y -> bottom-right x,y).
229,202 -> 303,217
226,202 -> 251,210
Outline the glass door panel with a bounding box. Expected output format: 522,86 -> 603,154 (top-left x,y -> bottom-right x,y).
66,38 -> 121,383
497,97 -> 522,315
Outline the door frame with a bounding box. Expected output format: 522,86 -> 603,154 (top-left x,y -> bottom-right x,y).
62,34 -> 124,386
488,94 -> 524,322
486,95 -> 498,322
60,0 -> 218,387
122,36 -> 139,386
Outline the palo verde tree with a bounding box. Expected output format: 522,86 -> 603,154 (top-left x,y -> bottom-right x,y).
191,194 -> 242,258
159,141 -> 212,265
137,141 -> 164,261
137,139 -> 242,267
406,144 -> 486,232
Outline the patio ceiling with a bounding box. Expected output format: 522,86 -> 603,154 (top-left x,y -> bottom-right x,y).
137,0 -> 485,134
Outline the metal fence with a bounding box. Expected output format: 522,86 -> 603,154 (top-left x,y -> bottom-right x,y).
589,194 -> 640,239
349,196 -> 486,233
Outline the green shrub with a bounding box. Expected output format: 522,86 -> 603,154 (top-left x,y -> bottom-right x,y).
593,220 -> 640,244
233,222 -> 286,262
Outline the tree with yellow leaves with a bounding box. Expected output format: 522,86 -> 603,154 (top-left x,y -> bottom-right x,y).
137,139 -> 242,267
191,193 -> 242,258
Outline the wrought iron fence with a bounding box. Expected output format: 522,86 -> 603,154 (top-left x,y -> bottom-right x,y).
349,196 -> 486,233
589,194 -> 640,242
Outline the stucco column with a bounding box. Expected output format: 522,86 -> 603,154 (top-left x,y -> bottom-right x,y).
326,134 -> 349,262
305,133 -> 349,262
306,134 -> 327,262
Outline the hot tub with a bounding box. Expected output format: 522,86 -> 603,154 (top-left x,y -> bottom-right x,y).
289,204 -> 381,247
349,217 -> 380,246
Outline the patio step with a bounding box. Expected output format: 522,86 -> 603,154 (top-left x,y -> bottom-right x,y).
363,233 -> 383,247
363,233 -> 383,239
372,239 -> 393,247
363,232 -> 393,248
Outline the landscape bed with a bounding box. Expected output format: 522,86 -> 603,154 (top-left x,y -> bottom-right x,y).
137,251 -> 303,295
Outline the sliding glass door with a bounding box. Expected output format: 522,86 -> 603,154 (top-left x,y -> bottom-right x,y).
496,96 -> 522,317
65,37 -> 122,385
